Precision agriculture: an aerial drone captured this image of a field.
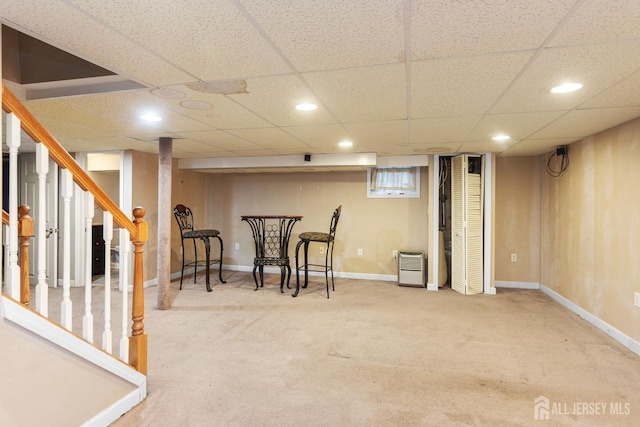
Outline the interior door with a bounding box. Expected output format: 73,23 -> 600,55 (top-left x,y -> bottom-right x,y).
19,153 -> 59,286
451,154 -> 483,295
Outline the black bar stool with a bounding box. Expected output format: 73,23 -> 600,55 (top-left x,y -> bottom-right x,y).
293,205 -> 342,298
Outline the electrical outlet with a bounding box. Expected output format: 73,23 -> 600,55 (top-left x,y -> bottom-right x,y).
319,247 -> 325,254
358,248 -> 363,256
392,250 -> 398,259
635,292 -> 640,308
511,253 -> 517,262
234,243 -> 239,250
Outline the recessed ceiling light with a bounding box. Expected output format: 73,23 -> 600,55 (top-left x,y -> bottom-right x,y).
295,103 -> 317,111
140,113 -> 162,122
339,140 -> 353,148
492,134 -> 510,141
550,82 -> 583,94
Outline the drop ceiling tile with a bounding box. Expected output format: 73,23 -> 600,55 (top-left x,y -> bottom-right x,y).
549,0 -> 640,47
228,128 -> 310,150
499,138 -> 578,157
530,107 -> 640,139
25,98 -> 138,136
226,149 -> 281,157
303,64 -> 407,122
411,116 -> 481,144
174,150 -> 230,159
140,83 -> 274,131
63,136 -> 157,153
467,111 -> 566,141
6,0 -> 640,162
458,140 -> 517,154
65,91 -> 218,134
174,130 -> 265,152
239,0 -> 405,71
228,75 -> 337,126
411,52 -> 534,118
171,139 -> 220,153
283,124 -> 353,149
182,93 -> 274,130
581,70 -> 640,109
26,115 -> 111,140
411,142 -> 462,155
343,120 -> 408,148
411,0 -> 575,59
2,1 -> 194,86
377,146 -> 413,156
69,0 -> 292,81
492,41 -> 640,114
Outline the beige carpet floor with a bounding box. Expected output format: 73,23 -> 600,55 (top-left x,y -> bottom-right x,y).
111,271 -> 640,426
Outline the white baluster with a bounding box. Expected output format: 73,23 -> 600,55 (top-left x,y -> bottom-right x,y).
102,211 -> 113,353
35,144 -> 49,315
119,228 -> 130,362
3,225 -> 9,291
6,113 -> 21,300
60,169 -> 73,330
83,192 -> 94,343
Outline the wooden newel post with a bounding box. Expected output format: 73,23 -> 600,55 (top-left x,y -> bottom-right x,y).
130,207 -> 148,374
18,205 -> 34,306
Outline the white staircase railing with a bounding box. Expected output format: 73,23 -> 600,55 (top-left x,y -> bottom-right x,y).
2,83 -> 148,374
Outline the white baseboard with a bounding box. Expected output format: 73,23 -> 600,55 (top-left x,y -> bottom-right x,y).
540,284 -> 640,357
165,265 -> 398,286
495,281 -> 540,289
426,283 -> 438,291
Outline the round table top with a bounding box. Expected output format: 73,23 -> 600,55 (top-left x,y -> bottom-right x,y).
241,215 -> 302,220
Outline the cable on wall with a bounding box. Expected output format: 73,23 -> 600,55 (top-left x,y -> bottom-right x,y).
546,146 -> 569,177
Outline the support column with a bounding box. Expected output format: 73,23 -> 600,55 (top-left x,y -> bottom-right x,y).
157,137 -> 173,309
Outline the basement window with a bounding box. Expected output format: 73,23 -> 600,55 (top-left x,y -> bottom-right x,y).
367,167 -> 420,198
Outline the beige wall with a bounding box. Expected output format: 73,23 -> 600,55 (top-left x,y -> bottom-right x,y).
206,168 -> 429,276
134,120 -> 640,343
539,117 -> 640,342
170,160 -> 210,274
88,169 -> 118,217
131,151 -> 159,281
131,151 -> 212,280
495,156 -> 541,283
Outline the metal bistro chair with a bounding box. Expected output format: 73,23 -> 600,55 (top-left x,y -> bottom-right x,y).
173,204 -> 226,292
293,205 -> 342,298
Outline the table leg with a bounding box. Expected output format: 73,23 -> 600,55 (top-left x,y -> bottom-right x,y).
252,264 -> 259,290
279,265 -> 286,293
285,263 -> 292,289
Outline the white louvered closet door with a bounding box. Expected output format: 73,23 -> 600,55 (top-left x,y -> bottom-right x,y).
451,155 -> 483,295
451,155 -> 466,294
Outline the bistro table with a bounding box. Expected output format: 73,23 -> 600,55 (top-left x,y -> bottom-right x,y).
241,215 -> 302,293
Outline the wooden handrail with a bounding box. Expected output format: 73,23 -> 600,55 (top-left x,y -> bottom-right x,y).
2,84 -> 147,375
2,83 -> 136,238
2,210 -> 8,225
